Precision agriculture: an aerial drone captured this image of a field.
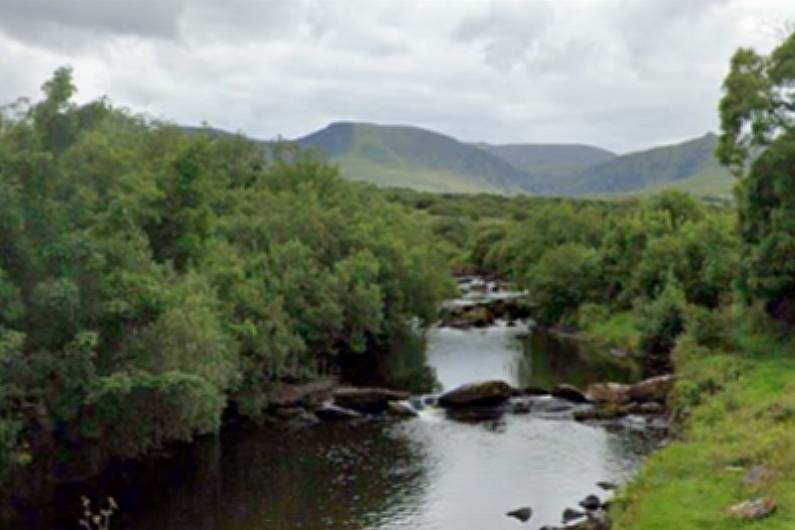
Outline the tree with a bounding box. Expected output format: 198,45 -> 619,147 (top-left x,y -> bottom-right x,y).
525,243 -> 602,325
717,31 -> 795,321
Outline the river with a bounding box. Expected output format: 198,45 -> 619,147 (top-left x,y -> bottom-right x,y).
13,288 -> 656,530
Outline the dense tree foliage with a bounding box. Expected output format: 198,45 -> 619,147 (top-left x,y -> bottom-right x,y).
0,69 -> 453,483
717,31 -> 795,322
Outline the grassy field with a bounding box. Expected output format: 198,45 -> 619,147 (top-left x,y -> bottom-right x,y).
608,318 -> 795,529
335,157 -> 498,194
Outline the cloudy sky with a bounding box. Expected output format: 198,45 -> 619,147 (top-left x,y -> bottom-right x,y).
1,0 -> 793,153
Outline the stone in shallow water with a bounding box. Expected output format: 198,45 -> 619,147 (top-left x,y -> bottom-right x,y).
314,403 -> 363,421
586,382 -> 631,405
551,384 -> 591,404
332,387 -> 410,413
438,380 -> 514,408
505,506 -> 532,522
579,494 -> 602,511
727,496 -> 776,520
386,400 -> 419,418
562,507 -> 586,523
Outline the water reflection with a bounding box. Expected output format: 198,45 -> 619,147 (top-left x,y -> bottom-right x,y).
519,328 -> 641,390
426,323 -> 640,392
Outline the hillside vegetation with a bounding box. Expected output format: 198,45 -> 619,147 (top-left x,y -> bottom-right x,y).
292,121 -> 732,197
296,122 -> 533,193
474,142 -> 617,193
561,133 -> 731,196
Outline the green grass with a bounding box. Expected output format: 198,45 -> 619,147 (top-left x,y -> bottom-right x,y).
612,325 -> 795,529
641,168 -> 735,199
336,157 -> 496,194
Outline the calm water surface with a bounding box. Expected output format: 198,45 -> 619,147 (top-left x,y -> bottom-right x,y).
18,307 -> 653,530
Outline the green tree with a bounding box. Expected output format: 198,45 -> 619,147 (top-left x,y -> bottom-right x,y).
717,31 -> 795,321
526,243 -> 602,325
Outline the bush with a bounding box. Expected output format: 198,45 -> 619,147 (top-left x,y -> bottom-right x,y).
637,279 -> 688,354
683,305 -> 733,349
576,302 -> 610,330
526,243 -> 602,325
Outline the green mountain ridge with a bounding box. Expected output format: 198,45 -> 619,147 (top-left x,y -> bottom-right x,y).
473,142 -> 617,193
295,122 -> 534,194
184,122 -> 733,197
559,133 -> 731,196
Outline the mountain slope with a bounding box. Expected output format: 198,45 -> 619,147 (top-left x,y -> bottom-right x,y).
294,122 -> 536,194
474,142 -> 616,192
559,133 -> 731,196
184,122 -> 733,197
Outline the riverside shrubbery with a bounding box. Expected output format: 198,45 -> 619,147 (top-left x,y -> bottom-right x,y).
0,69 -> 453,485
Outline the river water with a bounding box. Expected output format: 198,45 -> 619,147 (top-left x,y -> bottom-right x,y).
14,292 -> 655,530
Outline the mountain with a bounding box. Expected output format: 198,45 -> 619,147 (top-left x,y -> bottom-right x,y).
183,122 -> 733,197
294,122 -> 535,194
474,142 -> 616,192
555,133 -> 731,196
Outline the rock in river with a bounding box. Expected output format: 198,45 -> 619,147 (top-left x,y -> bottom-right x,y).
314,403 -> 363,421
579,494 -> 602,511
586,382 -> 631,405
506,506 -> 533,522
551,384 -> 591,404
438,380 -> 515,408
386,400 -> 419,418
332,387 -> 410,413
562,507 -> 586,523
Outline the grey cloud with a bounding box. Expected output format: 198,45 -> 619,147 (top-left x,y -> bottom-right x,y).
453,1 -> 555,71
2,0 -> 795,153
0,0 -> 188,50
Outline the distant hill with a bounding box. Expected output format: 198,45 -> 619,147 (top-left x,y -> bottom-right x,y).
555,133 -> 731,196
182,122 -> 733,197
474,143 -> 616,193
294,122 -> 535,194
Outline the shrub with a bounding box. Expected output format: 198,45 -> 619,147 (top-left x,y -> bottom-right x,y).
526,243 -> 602,325
637,279 -> 688,354
683,305 -> 733,349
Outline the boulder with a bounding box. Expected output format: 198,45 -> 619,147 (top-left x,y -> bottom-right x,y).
314,403 -> 363,421
586,382 -> 631,405
386,401 -> 419,418
332,387 -> 410,413
727,497 -> 776,520
629,374 -> 675,403
521,385 -> 550,396
579,494 -> 602,511
267,379 -> 337,408
438,380 -> 514,408
596,481 -> 618,491
509,398 -> 533,414
562,508 -> 586,524
638,401 -> 665,414
506,506 -> 533,522
552,384 -> 591,404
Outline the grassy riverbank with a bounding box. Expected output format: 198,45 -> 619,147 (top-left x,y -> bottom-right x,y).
606,315 -> 795,529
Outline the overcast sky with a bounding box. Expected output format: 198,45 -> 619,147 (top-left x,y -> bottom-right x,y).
1,0 -> 793,153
